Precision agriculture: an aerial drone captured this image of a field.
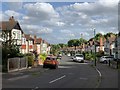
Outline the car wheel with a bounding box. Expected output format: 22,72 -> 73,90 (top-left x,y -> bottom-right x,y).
54,65 -> 58,69
104,60 -> 107,64
81,60 -> 84,63
43,65 -> 47,68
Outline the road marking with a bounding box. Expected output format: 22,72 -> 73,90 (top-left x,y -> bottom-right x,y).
95,67 -> 102,88
8,75 -> 29,81
49,75 -> 66,84
58,66 -> 73,68
95,68 -> 102,77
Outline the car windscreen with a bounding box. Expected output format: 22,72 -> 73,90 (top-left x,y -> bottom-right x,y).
46,57 -> 51,60
76,55 -> 83,57
52,58 -> 57,60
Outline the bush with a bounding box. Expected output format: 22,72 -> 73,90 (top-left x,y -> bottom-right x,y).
85,52 -> 95,61
27,56 -> 34,67
96,51 -> 104,57
39,53 -> 47,62
25,53 -> 34,67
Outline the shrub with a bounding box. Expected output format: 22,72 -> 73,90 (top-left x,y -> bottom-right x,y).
27,56 -> 34,67
39,53 -> 47,62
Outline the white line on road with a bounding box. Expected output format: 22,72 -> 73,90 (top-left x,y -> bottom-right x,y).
95,67 -> 102,88
49,75 -> 66,84
95,68 -> 102,77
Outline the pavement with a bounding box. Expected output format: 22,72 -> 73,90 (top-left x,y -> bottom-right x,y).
95,63 -> 119,88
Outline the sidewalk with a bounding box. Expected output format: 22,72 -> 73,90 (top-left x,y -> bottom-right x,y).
2,65 -> 46,80
95,63 -> 118,88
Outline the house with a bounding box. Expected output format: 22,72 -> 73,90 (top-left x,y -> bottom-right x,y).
104,34 -> 116,57
0,16 -> 23,51
47,44 -> 51,55
36,38 -> 42,54
117,32 -> 120,60
22,34 -> 34,53
41,40 -> 48,54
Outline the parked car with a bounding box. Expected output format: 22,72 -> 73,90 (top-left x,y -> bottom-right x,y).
73,54 -> 84,63
67,53 -> 71,56
43,56 -> 59,69
99,56 -> 114,64
57,54 -> 62,59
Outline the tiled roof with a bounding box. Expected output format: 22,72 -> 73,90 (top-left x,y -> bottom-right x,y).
0,16 -> 23,33
25,34 -> 34,40
36,38 -> 42,44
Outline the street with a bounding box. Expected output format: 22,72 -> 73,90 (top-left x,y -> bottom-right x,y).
2,56 -> 118,89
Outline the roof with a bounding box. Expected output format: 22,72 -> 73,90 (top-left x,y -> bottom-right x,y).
108,36 -> 116,44
36,38 -> 42,44
25,34 -> 34,41
0,16 -> 23,33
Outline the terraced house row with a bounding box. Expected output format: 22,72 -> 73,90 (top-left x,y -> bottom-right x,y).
0,16 -> 51,55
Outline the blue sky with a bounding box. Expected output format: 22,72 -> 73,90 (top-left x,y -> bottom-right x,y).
1,0 -> 119,44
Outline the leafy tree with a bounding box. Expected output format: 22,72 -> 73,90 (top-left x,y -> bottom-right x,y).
79,38 -> 87,44
67,39 -> 80,50
94,33 -> 102,40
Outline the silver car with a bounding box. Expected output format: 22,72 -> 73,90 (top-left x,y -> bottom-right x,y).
73,54 -> 84,63
99,56 -> 114,64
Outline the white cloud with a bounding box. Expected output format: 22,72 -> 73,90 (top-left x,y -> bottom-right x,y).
97,0 -> 119,7
24,2 -> 59,21
21,24 -> 53,34
5,10 -> 21,17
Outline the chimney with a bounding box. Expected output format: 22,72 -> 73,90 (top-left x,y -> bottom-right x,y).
34,35 -> 37,51
100,36 -> 103,51
9,16 -> 15,21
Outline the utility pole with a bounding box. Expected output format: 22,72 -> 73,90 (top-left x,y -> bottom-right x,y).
94,28 -> 96,66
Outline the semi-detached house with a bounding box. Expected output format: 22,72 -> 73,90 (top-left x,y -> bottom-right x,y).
0,16 -> 23,52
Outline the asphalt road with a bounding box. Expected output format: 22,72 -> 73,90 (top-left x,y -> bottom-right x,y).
2,56 -> 118,89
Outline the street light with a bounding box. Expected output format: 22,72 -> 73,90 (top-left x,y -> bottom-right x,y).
93,28 -> 96,66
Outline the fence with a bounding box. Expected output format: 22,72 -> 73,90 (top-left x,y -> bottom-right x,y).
7,57 -> 28,72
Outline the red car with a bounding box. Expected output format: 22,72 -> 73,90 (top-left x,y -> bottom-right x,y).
43,56 -> 59,69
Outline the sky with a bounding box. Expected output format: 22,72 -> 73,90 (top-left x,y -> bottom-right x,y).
0,0 -> 119,44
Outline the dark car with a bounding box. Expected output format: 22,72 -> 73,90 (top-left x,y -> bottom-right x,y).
43,56 -> 59,69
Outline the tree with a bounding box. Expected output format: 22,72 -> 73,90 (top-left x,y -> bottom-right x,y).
94,33 -> 102,40
79,38 -> 87,44
68,39 -> 80,50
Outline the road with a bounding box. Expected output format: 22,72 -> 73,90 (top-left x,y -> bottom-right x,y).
2,56 -> 118,89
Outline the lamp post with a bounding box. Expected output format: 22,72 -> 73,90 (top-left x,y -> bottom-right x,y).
93,28 -> 96,66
